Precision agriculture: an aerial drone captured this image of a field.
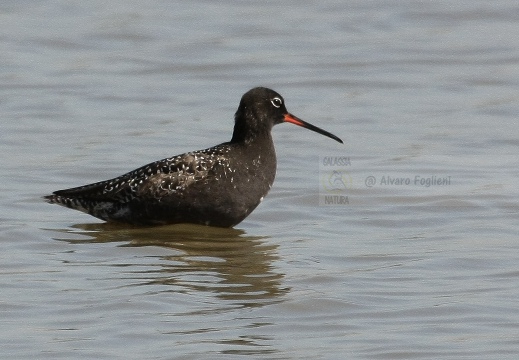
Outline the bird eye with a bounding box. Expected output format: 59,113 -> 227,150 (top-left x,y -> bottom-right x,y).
270,97 -> 283,108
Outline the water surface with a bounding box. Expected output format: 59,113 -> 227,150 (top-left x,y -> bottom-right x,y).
2,1 -> 519,359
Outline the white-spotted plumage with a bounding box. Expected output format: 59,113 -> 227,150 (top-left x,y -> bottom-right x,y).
45,143 -> 253,226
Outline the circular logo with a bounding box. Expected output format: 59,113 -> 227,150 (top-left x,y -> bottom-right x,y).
322,170 -> 352,192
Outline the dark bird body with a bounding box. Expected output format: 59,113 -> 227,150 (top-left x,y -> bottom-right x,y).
45,87 -> 343,227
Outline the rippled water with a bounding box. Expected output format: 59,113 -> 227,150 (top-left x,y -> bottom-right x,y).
2,1 -> 519,359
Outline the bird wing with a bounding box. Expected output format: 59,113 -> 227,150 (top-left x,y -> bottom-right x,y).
48,146 -> 231,203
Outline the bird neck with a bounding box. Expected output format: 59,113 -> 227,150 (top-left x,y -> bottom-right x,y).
230,121 -> 272,145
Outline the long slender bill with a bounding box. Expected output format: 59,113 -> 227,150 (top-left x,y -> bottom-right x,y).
284,113 -> 343,144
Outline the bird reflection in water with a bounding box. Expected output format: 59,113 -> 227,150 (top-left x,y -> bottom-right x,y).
51,222 -> 288,308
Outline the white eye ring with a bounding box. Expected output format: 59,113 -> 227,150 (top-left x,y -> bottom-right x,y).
271,97 -> 283,108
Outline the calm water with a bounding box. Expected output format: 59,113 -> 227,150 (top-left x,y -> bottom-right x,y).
2,1 -> 519,359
